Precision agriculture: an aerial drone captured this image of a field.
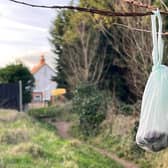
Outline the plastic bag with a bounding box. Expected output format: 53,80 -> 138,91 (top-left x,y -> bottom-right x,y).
136,9 -> 168,152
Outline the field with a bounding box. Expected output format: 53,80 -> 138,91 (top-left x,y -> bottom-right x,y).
0,110 -> 123,168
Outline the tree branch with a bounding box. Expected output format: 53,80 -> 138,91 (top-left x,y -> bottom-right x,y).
112,23 -> 168,36
123,0 -> 156,10
8,0 -> 168,17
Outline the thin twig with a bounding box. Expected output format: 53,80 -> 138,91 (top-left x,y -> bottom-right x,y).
160,0 -> 168,11
123,0 -> 156,10
8,0 -> 168,17
113,23 -> 168,35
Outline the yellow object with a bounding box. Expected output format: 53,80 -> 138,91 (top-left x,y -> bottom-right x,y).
51,88 -> 66,96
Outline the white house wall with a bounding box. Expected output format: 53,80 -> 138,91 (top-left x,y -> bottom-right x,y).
33,65 -> 57,101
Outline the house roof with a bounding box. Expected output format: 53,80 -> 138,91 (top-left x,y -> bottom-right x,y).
31,55 -> 47,74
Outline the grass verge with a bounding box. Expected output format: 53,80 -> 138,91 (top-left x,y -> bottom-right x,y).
0,110 -> 123,168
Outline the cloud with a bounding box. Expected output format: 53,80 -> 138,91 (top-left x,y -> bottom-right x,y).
0,0 -> 72,68
0,17 -> 48,44
0,4 -> 12,17
0,17 -> 48,32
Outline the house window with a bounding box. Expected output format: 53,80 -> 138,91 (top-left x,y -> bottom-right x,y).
34,95 -> 42,102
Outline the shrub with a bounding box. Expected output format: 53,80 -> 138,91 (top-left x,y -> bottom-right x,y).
73,84 -> 107,136
28,103 -> 77,123
28,106 -> 57,118
119,103 -> 134,116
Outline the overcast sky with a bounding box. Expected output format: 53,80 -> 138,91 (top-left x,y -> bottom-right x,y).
0,0 -> 74,69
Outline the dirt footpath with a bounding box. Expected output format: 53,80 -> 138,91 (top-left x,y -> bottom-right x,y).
54,120 -> 139,168
54,121 -> 72,138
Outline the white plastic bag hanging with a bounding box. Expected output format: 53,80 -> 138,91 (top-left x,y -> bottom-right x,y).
136,9 -> 168,152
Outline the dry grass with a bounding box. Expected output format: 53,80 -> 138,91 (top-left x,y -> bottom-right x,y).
9,142 -> 44,157
0,128 -> 30,144
0,109 -> 123,168
100,114 -> 137,137
111,115 -> 137,135
69,139 -> 82,147
0,109 -> 26,122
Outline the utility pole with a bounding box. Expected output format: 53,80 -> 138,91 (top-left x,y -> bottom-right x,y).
19,80 -> 23,112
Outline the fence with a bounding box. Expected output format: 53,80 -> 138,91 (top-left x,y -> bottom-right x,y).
0,81 -> 22,111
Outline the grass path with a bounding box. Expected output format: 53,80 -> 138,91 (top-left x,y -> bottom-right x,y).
90,146 -> 138,168
53,120 -> 139,168
55,121 -> 72,139
0,111 -> 123,168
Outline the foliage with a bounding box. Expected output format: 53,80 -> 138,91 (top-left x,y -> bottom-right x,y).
50,10 -> 74,92
28,106 -> 61,118
118,103 -> 134,116
50,0 -> 140,103
28,102 -> 77,121
73,84 -> 107,136
0,110 -> 123,168
50,0 -> 168,103
0,63 -> 34,104
51,11 -> 111,91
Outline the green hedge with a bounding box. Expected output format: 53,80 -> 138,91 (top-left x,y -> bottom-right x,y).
73,84 -> 108,136
28,106 -> 58,118
28,103 -> 78,121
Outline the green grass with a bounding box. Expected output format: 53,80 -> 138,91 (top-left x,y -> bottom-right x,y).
30,102 -> 168,168
70,114 -> 154,168
28,102 -> 78,122
0,110 -> 123,168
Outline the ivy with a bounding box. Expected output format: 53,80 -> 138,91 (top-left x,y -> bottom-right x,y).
73,84 -> 107,136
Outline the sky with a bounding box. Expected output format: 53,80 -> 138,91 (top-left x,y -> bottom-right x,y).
0,0 -> 73,69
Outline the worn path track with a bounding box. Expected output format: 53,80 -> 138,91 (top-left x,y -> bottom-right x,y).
52,120 -> 139,168
54,121 -> 72,139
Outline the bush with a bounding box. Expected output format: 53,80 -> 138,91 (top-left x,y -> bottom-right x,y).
73,84 -> 107,136
28,106 -> 57,118
28,103 -> 77,122
119,103 -> 134,116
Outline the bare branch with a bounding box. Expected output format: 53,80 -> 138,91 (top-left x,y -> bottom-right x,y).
112,23 -> 168,36
8,0 -> 168,17
123,0 -> 156,10
159,0 -> 168,11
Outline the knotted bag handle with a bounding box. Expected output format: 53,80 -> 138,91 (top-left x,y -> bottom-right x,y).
151,9 -> 164,68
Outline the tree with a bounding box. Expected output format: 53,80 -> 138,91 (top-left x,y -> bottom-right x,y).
50,10 -> 75,98
0,63 -> 35,104
104,0 -> 152,99
50,11 -> 109,89
51,0 -> 168,103
50,1 -> 136,102
83,0 -> 153,100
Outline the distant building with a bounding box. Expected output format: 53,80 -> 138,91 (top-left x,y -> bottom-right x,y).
31,55 -> 57,103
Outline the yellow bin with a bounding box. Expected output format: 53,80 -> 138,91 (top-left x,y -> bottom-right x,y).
51,88 -> 66,96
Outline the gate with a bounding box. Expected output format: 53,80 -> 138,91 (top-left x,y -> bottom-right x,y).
0,82 -> 22,111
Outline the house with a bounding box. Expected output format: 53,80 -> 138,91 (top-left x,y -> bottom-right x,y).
31,55 -> 57,103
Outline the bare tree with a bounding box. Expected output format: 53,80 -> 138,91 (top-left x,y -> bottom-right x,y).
96,0 -> 153,99
60,22 -> 107,89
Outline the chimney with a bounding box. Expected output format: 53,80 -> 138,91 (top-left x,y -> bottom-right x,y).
40,54 -> 45,65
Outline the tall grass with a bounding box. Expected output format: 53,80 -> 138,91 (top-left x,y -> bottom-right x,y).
0,109 -> 123,168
